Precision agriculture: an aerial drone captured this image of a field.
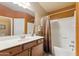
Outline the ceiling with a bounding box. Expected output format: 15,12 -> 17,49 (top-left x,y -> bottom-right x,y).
0,2 -> 75,17
0,2 -> 35,16
39,2 -> 75,12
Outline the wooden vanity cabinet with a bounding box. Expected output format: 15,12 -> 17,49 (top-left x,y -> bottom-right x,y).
37,39 -> 43,44
16,49 -> 29,56
31,39 -> 44,56
0,38 -> 44,56
32,43 -> 44,56
0,45 -> 22,56
23,41 -> 37,50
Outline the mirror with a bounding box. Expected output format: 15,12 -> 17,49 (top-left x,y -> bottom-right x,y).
0,2 -> 35,36
0,16 -> 34,36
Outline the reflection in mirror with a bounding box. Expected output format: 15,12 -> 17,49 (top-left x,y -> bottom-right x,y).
13,18 -> 25,35
0,16 -> 11,36
0,2 -> 35,37
0,16 -> 35,37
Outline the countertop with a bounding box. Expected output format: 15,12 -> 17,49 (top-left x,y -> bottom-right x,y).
0,35 -> 44,51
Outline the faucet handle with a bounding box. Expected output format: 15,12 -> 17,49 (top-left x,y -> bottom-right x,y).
69,44 -> 74,48
71,41 -> 75,43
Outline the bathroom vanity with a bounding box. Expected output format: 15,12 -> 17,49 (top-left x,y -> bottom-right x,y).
0,35 -> 44,56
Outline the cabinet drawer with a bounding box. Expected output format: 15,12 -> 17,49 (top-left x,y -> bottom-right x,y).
38,39 -> 43,44
24,41 -> 37,50
17,50 -> 29,56
0,45 -> 22,56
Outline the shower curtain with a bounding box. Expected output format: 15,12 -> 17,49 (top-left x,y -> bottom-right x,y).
41,16 -> 52,54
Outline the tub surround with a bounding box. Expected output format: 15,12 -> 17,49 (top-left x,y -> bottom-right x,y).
0,34 -> 44,56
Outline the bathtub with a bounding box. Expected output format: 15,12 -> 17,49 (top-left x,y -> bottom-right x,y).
53,46 -> 75,56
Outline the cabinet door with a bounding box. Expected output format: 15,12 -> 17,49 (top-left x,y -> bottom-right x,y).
17,49 -> 29,56
32,43 -> 44,56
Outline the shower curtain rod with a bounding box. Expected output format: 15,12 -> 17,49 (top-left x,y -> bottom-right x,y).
48,8 -> 75,17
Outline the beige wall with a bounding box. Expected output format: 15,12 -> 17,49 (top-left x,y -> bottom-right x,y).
30,2 -> 47,34
0,16 -> 11,36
